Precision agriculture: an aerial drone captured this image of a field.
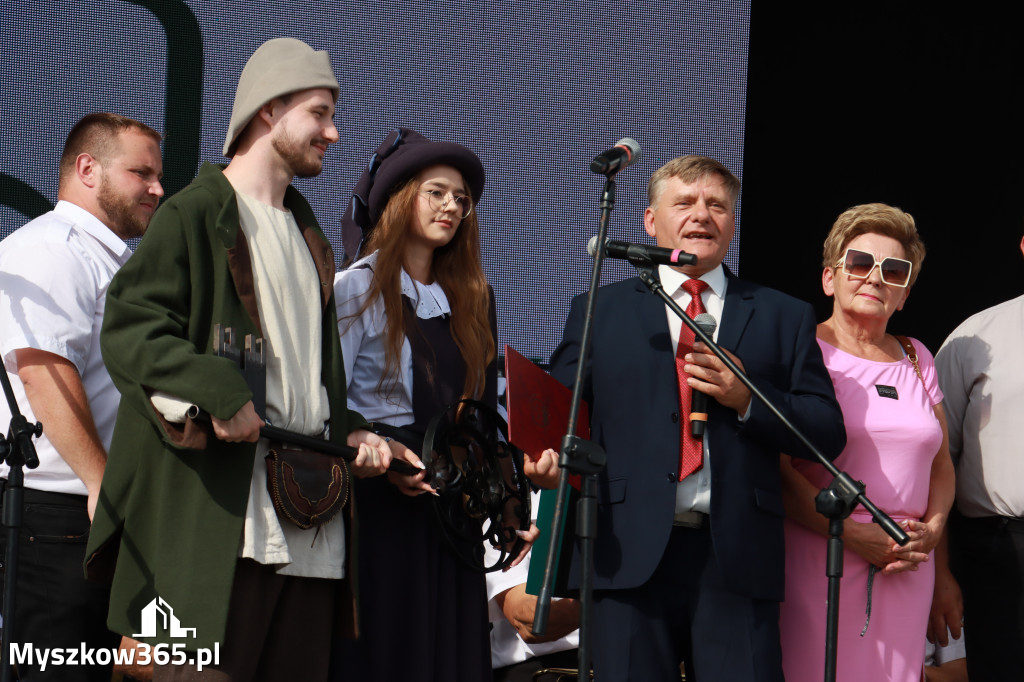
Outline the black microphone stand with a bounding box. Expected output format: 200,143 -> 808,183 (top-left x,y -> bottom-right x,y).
633,263 -> 908,682
1,362 -> 43,682
531,174 -> 618,679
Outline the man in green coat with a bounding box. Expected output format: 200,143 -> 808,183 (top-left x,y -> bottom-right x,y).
85,38 -> 392,681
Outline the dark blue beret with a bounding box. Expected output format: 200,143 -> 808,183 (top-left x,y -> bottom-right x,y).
341,127 -> 485,263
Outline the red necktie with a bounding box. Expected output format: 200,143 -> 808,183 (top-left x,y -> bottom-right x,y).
676,278 -> 708,481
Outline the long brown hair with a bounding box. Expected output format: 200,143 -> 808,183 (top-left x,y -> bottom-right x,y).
354,169 -> 494,401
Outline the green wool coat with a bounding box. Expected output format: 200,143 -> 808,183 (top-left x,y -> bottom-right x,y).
85,162 -> 365,650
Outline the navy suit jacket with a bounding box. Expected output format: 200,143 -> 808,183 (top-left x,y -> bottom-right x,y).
550,270 -> 846,602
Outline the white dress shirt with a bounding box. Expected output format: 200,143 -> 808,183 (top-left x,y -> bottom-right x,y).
936,293 -> 1024,518
485,491 -> 579,668
0,201 -> 131,495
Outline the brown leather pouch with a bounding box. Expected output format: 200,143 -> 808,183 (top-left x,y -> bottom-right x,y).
265,442 -> 350,530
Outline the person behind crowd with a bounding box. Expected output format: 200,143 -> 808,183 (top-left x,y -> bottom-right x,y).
934,235 -> 1024,681
0,112 -> 163,681
547,154 -> 846,681
924,627 -> 967,682
83,38 -> 390,682
778,203 -> 956,681
332,127 -> 535,681
486,489 -> 580,681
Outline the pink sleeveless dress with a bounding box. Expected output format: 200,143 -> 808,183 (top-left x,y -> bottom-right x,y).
780,337 -> 943,681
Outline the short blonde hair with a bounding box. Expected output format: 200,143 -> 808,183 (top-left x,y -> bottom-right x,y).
822,203 -> 925,287
647,155 -> 740,208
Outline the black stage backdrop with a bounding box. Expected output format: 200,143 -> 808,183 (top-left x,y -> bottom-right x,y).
742,4 -> 1024,353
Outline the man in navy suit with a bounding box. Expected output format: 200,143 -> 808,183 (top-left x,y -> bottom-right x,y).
550,155 -> 846,681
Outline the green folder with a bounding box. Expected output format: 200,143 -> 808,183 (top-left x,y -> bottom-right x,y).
526,487 -> 576,596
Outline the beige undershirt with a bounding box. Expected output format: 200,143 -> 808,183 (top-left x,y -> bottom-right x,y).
234,189 -> 340,579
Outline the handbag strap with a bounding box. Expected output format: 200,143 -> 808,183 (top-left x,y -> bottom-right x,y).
895,334 -> 926,390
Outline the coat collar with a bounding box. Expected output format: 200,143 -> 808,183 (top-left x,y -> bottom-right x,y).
194,163 -> 336,335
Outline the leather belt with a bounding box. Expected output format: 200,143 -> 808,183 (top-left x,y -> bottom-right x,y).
672,510 -> 707,529
962,514 -> 1024,533
0,479 -> 88,507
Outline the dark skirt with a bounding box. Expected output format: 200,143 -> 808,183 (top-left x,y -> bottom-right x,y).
330,474 -> 491,682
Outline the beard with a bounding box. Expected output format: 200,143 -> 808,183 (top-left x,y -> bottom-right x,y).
271,127 -> 325,179
97,176 -> 150,239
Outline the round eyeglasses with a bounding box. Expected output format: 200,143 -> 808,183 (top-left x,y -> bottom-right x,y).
420,189 -> 473,219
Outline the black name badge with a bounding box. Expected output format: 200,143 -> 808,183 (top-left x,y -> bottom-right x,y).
876,385 -> 899,400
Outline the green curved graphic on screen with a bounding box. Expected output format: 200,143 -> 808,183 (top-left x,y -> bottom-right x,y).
127,0 -> 204,198
0,173 -> 54,221
1,0 -> 203,222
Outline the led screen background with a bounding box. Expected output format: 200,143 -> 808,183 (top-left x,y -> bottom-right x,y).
0,0 -> 751,362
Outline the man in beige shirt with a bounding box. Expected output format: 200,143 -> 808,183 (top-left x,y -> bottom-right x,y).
86,39 -> 390,682
934,239 -> 1024,681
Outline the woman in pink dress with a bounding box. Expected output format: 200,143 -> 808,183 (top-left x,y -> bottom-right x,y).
779,203 -> 956,681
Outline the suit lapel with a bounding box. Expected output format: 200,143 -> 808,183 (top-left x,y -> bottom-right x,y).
632,272 -> 675,357
719,271 -> 755,351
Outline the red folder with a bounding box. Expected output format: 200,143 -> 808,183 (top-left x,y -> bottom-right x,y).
504,344 -> 586,596
503,344 -> 589,463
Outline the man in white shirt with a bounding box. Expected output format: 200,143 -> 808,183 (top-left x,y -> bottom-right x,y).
486,492 -> 579,681
935,244 -> 1024,681
924,628 -> 967,682
0,112 -> 163,681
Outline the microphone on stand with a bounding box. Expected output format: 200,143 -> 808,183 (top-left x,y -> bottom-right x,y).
587,236 -> 697,266
590,138 -> 641,175
691,313 -> 718,438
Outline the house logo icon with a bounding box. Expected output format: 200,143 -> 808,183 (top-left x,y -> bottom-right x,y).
133,597 -> 197,639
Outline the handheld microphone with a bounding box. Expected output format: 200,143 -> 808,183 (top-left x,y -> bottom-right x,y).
587,236 -> 697,266
590,137 -> 641,175
690,313 -> 718,438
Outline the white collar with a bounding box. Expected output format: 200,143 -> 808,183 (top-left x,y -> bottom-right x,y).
658,263 -> 726,299
351,251 -> 451,319
54,200 -> 131,258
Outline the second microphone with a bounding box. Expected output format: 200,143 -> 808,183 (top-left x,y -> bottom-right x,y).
588,236 -> 697,267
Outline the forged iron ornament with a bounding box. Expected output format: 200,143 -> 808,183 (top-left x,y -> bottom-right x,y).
419,399 -> 531,573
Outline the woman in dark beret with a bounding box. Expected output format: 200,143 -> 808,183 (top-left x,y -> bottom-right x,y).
332,128 -> 531,681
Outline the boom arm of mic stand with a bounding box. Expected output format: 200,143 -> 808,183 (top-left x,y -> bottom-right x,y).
633,265 -> 908,547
